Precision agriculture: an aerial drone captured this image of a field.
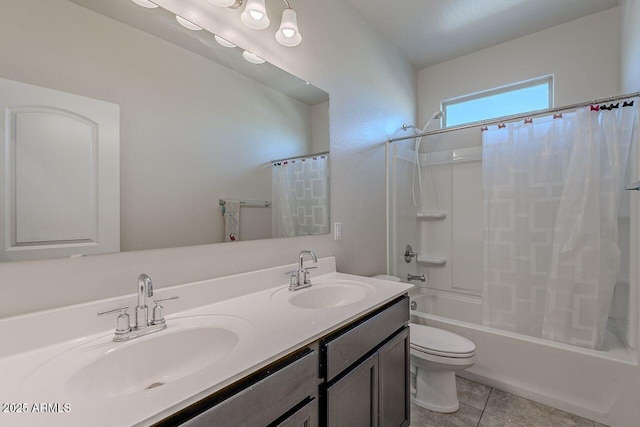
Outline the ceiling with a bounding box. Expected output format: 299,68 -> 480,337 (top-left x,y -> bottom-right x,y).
348,0 -> 620,69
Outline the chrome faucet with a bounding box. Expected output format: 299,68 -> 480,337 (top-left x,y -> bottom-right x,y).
287,250 -> 318,291
407,273 -> 426,282
98,273 -> 178,342
136,273 -> 153,328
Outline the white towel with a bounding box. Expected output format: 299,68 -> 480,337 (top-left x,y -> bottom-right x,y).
223,200 -> 240,242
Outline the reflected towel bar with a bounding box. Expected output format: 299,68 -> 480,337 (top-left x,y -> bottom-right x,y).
625,181 -> 640,191
219,199 -> 272,207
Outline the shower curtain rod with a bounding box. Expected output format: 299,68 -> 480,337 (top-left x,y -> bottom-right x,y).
270,150 -> 329,164
388,91 -> 640,144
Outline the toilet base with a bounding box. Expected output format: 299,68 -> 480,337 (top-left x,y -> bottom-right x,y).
412,366 -> 460,413
411,395 -> 459,413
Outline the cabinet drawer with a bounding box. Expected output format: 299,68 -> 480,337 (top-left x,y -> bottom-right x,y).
180,349 -> 318,427
324,296 -> 409,381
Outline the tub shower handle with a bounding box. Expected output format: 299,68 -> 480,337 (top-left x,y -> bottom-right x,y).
407,274 -> 425,282
404,245 -> 417,263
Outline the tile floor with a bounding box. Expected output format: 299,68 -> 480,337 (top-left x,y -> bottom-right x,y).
410,377 -> 609,427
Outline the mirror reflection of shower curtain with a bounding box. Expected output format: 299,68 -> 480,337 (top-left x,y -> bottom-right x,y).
272,155 -> 329,237
482,100 -> 637,349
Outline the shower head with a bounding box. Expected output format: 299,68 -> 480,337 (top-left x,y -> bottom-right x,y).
401,111 -> 444,134
420,110 -> 444,132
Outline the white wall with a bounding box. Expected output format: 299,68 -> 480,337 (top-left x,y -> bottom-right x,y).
311,101 -> 330,153
0,0 -> 416,318
620,0 -> 640,93
418,8 -> 621,138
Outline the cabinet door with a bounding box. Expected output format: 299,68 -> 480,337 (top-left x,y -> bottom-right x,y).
326,354 -> 378,427
378,327 -> 410,427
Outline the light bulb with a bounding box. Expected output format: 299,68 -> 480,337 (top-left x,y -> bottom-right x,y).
242,51 -> 265,64
176,16 -> 202,31
208,0 -> 236,6
240,0 -> 270,30
276,8 -> 301,47
249,10 -> 264,20
131,0 -> 158,8
215,35 -> 236,48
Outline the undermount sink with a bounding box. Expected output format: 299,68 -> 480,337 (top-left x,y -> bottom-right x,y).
21,315 -> 254,399
272,280 -> 375,309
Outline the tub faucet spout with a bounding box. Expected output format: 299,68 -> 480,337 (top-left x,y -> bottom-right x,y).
407,273 -> 426,282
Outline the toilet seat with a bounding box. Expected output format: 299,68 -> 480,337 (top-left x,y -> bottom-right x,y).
410,323 -> 475,358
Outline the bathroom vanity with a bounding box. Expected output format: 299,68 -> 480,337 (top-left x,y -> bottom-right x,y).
0,257 -> 412,426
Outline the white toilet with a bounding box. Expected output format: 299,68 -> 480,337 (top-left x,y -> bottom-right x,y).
371,275 -> 476,413
409,323 -> 476,413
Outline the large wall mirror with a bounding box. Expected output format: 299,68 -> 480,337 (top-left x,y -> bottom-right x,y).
0,0 -> 330,262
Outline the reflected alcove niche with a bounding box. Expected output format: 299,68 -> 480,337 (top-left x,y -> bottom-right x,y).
0,0 -> 330,262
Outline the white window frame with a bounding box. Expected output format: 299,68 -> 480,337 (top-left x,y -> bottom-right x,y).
441,75 -> 554,128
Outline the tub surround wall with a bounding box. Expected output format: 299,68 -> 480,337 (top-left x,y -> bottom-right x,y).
611,2 -> 640,427
0,0 -> 416,318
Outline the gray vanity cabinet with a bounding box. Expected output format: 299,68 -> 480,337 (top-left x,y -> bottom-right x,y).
322,297 -> 410,427
157,296 -> 410,427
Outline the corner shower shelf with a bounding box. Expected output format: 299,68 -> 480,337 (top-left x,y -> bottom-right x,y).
417,212 -> 447,221
417,256 -> 448,266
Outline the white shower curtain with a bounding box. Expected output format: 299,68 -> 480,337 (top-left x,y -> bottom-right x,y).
272,155 -> 329,238
482,100 -> 637,349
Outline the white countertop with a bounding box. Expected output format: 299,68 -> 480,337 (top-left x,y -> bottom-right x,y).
0,257 -> 412,426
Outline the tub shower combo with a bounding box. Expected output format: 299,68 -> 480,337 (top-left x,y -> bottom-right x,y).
385,93 -> 640,421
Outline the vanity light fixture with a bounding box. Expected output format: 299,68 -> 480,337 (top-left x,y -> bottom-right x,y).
131,0 -> 158,8
210,0 -> 302,47
208,0 -> 238,7
214,35 -> 237,48
242,50 -> 266,64
275,7 -> 301,46
175,15 -> 203,30
240,0 -> 270,29
131,0 -> 272,65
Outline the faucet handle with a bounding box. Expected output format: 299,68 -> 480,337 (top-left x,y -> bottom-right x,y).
98,306 -> 131,334
152,296 -> 179,325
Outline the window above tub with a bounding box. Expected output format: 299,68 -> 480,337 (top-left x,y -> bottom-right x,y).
442,76 -> 553,128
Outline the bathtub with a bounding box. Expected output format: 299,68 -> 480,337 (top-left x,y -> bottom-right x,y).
409,287 -> 639,426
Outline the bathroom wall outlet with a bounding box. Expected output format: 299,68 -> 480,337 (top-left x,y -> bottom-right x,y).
334,222 -> 342,240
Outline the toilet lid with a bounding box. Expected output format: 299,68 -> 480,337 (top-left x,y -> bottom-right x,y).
410,323 -> 475,357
